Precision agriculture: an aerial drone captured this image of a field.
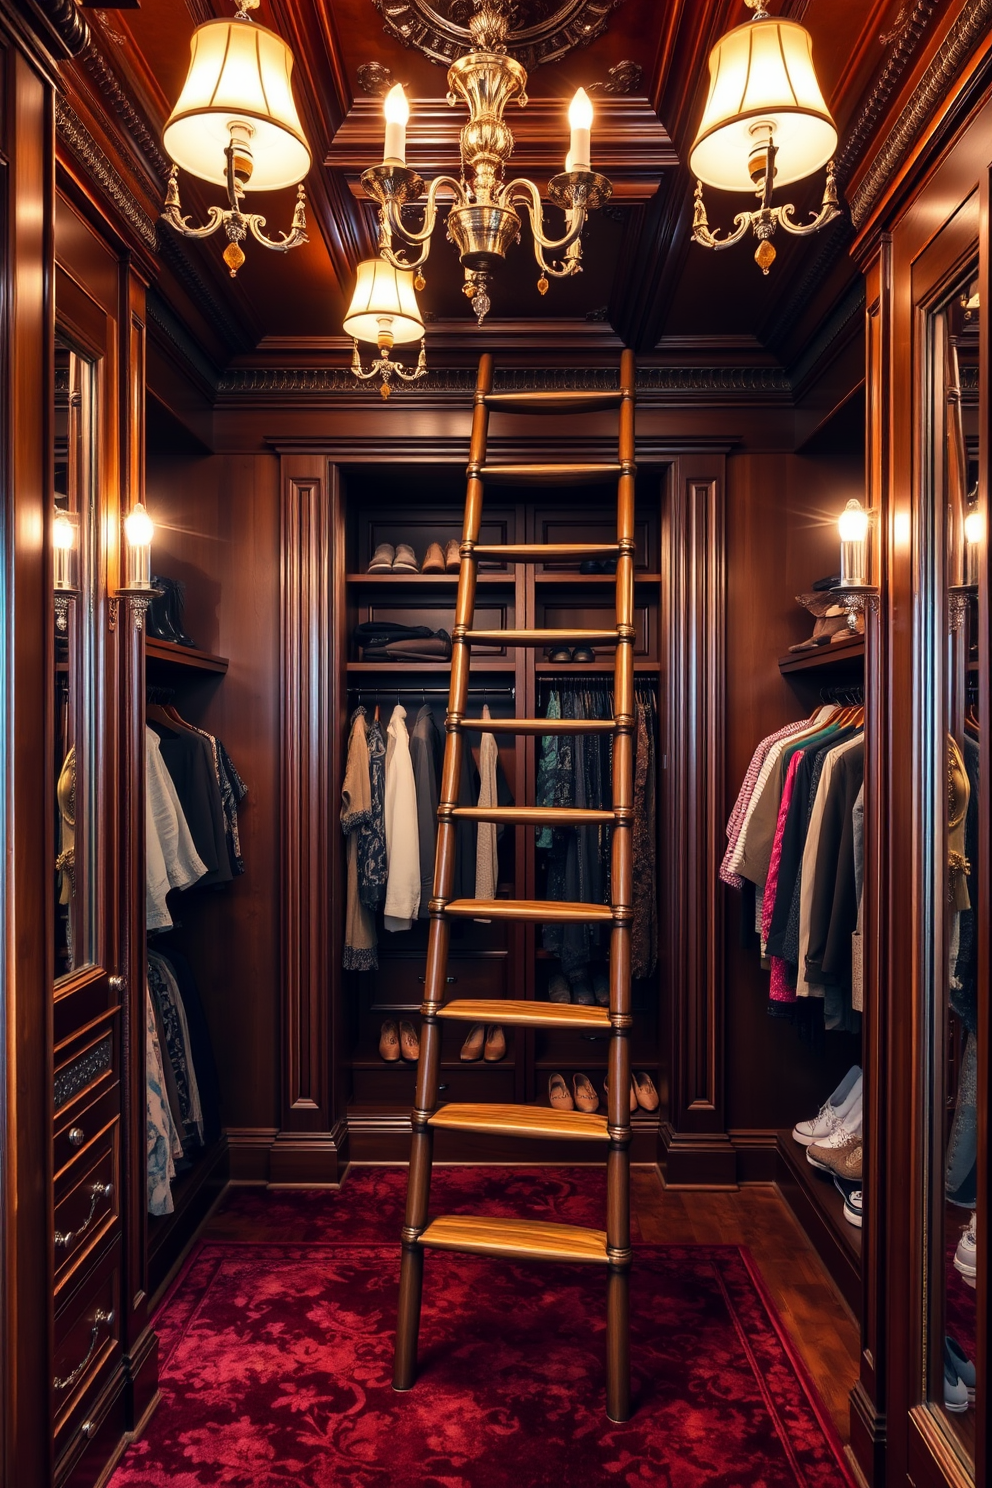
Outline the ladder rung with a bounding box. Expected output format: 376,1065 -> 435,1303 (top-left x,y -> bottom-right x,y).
444,899 -> 614,924
451,806 -> 614,827
428,1102 -> 609,1142
458,717 -> 617,735
474,543 -> 620,562
465,628 -> 619,646
419,1215 -> 608,1264
437,999 -> 610,1030
478,464 -> 623,487
483,392 -> 622,416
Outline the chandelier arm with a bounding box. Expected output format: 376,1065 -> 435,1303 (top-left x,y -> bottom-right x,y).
245,186 -> 309,251
350,341 -> 382,381
774,200 -> 843,239
510,179 -> 587,256
691,211 -> 753,251
161,202 -> 229,241
390,341 -> 429,382
383,176 -> 464,249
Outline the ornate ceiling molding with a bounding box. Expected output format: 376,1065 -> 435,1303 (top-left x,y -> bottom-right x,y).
371,0 -> 627,71
55,97 -> 158,251
77,45 -> 171,184
850,0 -> 992,229
217,364 -> 792,396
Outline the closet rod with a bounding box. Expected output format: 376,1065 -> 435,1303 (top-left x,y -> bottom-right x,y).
348,686 -> 516,698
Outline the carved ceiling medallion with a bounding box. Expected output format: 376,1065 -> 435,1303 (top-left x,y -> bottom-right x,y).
372,0 -> 627,70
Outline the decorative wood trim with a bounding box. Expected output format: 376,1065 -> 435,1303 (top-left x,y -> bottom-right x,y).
279,459 -> 337,1145
371,0 -> 629,71
54,98 -> 157,251
662,458 -> 734,1188
221,366 -> 793,397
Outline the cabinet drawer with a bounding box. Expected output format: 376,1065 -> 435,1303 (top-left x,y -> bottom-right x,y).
53,1243 -> 121,1443
54,1125 -> 119,1292
369,955 -> 508,1010
54,1024 -> 116,1117
54,1082 -> 120,1180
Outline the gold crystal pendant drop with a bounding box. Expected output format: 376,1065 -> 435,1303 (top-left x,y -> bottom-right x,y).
223,239 -> 246,276
537,275 -> 549,296
415,272 -> 426,291
755,239 -> 776,274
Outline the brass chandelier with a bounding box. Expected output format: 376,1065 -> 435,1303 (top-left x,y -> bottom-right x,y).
357,0 -> 613,326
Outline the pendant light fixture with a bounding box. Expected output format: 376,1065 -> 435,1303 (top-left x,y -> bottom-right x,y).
689,0 -> 841,274
161,0 -> 311,277
344,258 -> 428,399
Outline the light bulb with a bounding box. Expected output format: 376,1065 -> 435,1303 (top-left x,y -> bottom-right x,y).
964,510 -> 985,545
383,84 -> 409,165
124,503 -> 155,548
124,501 -> 154,589
53,511 -> 75,551
568,88 -> 593,171
838,499 -> 869,544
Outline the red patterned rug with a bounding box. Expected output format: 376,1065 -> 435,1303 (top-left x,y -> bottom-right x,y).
109,1169 -> 854,1488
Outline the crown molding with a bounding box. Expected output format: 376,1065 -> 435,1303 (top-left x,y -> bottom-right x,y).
55,96 -> 158,250
371,0 -> 629,72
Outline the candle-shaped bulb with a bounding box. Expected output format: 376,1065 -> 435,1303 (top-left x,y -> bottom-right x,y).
568,88 -> 593,171
383,84 -> 409,166
838,498 -> 869,586
964,510 -> 985,546
53,508 -> 76,591
838,499 -> 869,544
124,501 -> 154,589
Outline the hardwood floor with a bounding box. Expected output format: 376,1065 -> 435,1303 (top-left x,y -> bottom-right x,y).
630,1169 -> 860,1445
204,1167 -> 860,1448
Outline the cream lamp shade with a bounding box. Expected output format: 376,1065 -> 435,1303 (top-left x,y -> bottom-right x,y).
343,259 -> 425,348
164,18 -> 311,192
689,16 -> 837,193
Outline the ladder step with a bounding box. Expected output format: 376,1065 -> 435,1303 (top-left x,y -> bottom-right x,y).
459,717 -> 617,735
465,628 -> 619,646
444,899 -> 614,924
437,998 -> 610,1030
478,464 -> 623,487
474,543 -> 620,562
451,806 -> 614,827
419,1215 -> 609,1264
483,391 -> 622,415
429,1102 -> 609,1142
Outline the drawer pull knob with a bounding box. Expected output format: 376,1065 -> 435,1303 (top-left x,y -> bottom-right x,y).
108,974 -> 125,994
53,1309 -> 114,1393
67,1127 -> 85,1148
419,976 -> 456,984
54,1182 -> 114,1250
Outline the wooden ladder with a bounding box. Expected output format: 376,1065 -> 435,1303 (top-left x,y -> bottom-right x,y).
393,349 -> 636,1423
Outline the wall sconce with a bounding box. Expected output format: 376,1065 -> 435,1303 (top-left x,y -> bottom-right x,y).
161,0 -> 311,277
114,502 -> 162,632
53,505 -> 79,633
964,508 -> 984,588
344,258 -> 428,400
834,498 -> 878,629
689,0 -> 841,274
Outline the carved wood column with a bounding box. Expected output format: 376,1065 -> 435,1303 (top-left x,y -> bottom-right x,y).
660,454 -> 735,1187
273,457 -> 347,1183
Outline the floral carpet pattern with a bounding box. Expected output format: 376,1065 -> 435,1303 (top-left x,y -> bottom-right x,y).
110,1169 -> 854,1488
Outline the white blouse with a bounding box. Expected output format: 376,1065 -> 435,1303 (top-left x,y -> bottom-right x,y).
383,705 -> 421,932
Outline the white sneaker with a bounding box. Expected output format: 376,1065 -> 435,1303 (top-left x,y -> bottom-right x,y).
792,1073 -> 862,1147
843,1190 -> 863,1228
953,1211 -> 977,1284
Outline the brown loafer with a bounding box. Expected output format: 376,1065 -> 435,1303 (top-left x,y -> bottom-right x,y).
549,1072 -> 574,1110
632,1070 -> 659,1112
379,1020 -> 400,1062
422,541 -> 445,573
572,1072 -> 600,1113
392,542 -> 418,572
460,1023 -> 486,1061
368,542 -> 395,572
444,539 -> 461,572
483,1024 -> 506,1061
398,1020 -> 420,1061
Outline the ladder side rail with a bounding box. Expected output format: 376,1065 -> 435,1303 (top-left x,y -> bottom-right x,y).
605,346 -> 636,1423
394,352 -> 493,1393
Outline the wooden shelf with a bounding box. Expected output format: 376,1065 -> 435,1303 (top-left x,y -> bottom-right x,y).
776,1131 -> 861,1313
145,638 -> 229,675
346,659 -> 512,675
147,1135 -> 229,1302
534,660 -> 661,675
534,572 -> 661,585
777,636 -> 864,675
348,572 -> 511,585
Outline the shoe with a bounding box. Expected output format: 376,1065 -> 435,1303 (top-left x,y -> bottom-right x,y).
570,976 -> 596,1006
592,968 -> 610,1007
944,1353 -> 970,1414
422,541 -> 445,573
792,1068 -> 862,1146
632,1071 -> 659,1112
953,1211 -> 977,1283
483,1025 -> 506,1062
398,1020 -> 420,1061
368,542 -> 395,572
572,1073 -> 600,1113
460,1023 -> 486,1062
162,576 -> 197,647
548,974 -> 571,1004
843,1189 -> 863,1228
392,543 -> 418,572
571,645 -> 596,663
807,1131 -> 862,1180
545,645 -> 572,663
444,539 -> 461,572
945,1336 -> 976,1402
379,1020 -> 400,1062
605,1076 -> 638,1114
549,1073 -> 574,1110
